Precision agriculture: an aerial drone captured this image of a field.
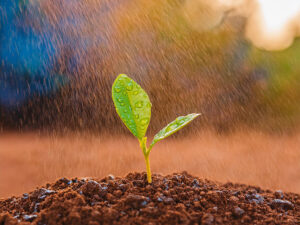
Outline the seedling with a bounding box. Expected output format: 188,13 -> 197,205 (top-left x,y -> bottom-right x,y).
112,74 -> 200,183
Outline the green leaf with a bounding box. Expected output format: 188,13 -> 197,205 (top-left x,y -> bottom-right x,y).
150,113 -> 200,148
112,74 -> 152,140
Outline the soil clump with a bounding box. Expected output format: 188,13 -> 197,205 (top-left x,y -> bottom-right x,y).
1,172 -> 300,224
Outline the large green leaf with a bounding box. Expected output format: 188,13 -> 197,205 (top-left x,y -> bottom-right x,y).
150,113 -> 200,148
112,74 -> 152,139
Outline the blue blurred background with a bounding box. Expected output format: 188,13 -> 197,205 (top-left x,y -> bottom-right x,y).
0,0 -> 67,108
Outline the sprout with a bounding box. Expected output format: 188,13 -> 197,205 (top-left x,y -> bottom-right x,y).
112,74 -> 200,183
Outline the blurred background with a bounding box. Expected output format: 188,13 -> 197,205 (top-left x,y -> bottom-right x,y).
1,0 -> 300,198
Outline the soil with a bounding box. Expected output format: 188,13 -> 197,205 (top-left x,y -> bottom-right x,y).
1,172 -> 300,225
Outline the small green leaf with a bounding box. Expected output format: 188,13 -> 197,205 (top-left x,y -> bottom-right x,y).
150,113 -> 200,148
112,74 -> 152,140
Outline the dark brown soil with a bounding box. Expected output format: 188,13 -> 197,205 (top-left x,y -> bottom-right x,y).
1,172 -> 300,225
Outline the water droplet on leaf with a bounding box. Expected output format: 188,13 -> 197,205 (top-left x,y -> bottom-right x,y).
135,101 -> 143,108
166,126 -> 172,132
126,82 -> 133,91
140,118 -> 149,125
176,118 -> 184,125
166,124 -> 178,132
114,86 -> 121,93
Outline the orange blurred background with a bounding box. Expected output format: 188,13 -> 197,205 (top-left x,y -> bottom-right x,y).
1,130 -> 300,198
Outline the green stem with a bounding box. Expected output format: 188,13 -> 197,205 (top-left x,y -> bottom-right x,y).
139,137 -> 152,183
144,154 -> 152,183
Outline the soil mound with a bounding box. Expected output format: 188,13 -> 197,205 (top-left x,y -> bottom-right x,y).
1,172 -> 300,225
